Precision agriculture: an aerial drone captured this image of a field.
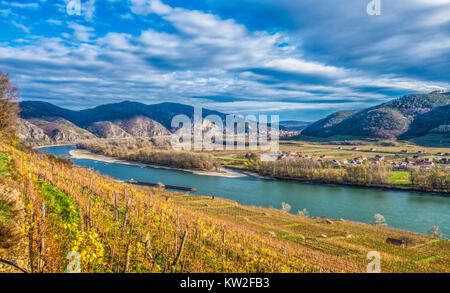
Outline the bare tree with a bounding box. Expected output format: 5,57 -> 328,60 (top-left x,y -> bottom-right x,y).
428,226 -> 443,239
373,213 -> 387,226
281,202 -> 291,213
297,208 -> 310,218
0,70 -> 20,142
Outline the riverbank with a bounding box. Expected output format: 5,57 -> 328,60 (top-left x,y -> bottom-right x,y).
33,143 -> 75,149
69,149 -> 247,178
226,166 -> 450,196
71,147 -> 449,194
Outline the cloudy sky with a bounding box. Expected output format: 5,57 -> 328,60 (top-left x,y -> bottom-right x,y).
0,0 -> 449,121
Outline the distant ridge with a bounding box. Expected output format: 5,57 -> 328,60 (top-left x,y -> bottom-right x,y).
302,91 -> 450,141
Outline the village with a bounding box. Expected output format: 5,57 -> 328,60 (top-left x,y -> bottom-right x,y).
276,148 -> 450,170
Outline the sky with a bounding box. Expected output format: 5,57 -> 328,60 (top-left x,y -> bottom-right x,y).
0,0 -> 449,121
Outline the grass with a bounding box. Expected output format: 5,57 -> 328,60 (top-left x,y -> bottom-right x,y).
413,255 -> 440,264
36,180 -> 80,226
389,171 -> 411,185
0,151 -> 11,176
0,200 -> 12,223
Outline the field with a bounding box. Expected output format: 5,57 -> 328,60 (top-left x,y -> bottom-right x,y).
213,139 -> 450,162
389,172 -> 411,185
0,142 -> 448,273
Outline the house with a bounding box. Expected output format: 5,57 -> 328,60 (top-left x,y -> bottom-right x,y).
352,147 -> 360,151
434,157 -> 442,162
370,148 -> 376,151
337,147 -> 343,150
392,161 -> 408,169
414,160 -> 435,168
374,155 -> 385,161
352,158 -> 364,164
341,159 -> 348,164
332,160 -> 341,166
401,150 -> 408,153
386,238 -> 406,248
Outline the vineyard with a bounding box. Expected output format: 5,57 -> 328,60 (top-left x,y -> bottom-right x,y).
0,142 -> 449,273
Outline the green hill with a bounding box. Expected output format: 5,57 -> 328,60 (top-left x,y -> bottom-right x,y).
301,92 -> 450,141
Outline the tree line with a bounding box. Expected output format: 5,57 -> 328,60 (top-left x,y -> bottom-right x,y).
77,139 -> 221,171
250,158 -> 392,186
247,156 -> 449,192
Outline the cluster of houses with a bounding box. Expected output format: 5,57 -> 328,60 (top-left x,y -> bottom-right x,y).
391,157 -> 449,169
278,151 -> 329,161
278,151 -> 374,166
331,155 -> 371,166
276,149 -> 449,170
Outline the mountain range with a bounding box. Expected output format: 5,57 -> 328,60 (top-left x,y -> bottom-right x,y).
18,91 -> 450,145
301,91 -> 450,141
18,101 -> 229,144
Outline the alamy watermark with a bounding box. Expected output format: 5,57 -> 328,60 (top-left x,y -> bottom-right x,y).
367,0 -> 381,16
66,251 -> 81,273
67,0 -> 81,16
366,251 -> 381,273
170,106 -> 279,154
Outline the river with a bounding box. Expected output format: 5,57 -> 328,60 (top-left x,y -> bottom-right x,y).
40,145 -> 450,238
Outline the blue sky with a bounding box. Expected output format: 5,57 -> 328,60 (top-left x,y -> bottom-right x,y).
0,0 -> 449,121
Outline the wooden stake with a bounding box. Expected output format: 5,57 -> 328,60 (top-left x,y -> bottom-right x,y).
114,191 -> 118,221
173,231 -> 188,267
123,197 -> 131,232
124,223 -> 134,273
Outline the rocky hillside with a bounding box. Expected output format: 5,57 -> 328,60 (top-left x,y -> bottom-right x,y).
17,118 -> 52,145
114,116 -> 171,137
86,121 -> 131,139
18,101 -> 228,145
18,100 -> 285,145
302,92 -> 450,140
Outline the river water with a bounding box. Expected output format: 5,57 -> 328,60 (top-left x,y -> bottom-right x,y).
40,145 -> 450,237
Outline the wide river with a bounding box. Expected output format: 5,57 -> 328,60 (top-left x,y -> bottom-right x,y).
41,145 -> 449,238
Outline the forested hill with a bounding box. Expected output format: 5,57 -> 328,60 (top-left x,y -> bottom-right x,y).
302,91 -> 450,140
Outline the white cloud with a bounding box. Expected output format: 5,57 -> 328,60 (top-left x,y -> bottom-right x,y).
411,0 -> 450,6
264,58 -> 345,77
130,0 -> 172,15
83,0 -> 96,21
0,0 -> 448,115
46,19 -> 63,26
68,22 -> 95,42
2,2 -> 39,9
11,20 -> 30,33
0,9 -> 11,17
